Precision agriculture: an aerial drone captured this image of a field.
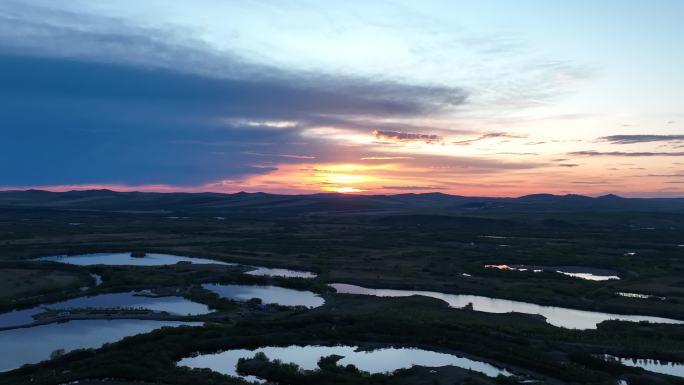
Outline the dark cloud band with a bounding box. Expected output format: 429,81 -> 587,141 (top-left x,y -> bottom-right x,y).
569,151 -> 684,157
600,135 -> 684,144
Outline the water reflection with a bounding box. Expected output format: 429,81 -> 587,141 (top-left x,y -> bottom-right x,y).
604,355 -> 684,378
81,273 -> 104,291
331,283 -> 683,330
203,284 -> 324,308
90,273 -> 103,286
617,292 -> 666,300
179,345 -> 512,381
0,292 -> 210,328
0,320 -> 200,372
245,267 -> 317,279
484,264 -> 620,281
37,252 -> 234,266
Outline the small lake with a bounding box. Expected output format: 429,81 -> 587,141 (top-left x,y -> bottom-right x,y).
35,253 -> 322,282
0,292 -> 211,328
330,283 -> 684,330
90,273 -> 103,286
484,264 -> 620,281
37,252 -> 234,266
202,284 -> 324,308
617,292 -> 666,300
0,320 -> 200,372
81,273 -> 104,291
178,345 -> 512,381
245,267 -> 317,279
604,355 -> 684,378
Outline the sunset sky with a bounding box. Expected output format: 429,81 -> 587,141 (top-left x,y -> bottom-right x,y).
2,0 -> 684,197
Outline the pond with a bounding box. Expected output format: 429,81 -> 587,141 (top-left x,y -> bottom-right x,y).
484,264 -> 620,281
37,252 -> 235,266
0,292 -> 211,328
90,273 -> 103,286
178,345 -> 512,381
604,355 -> 684,378
202,284 -> 324,308
330,283 -> 684,330
0,320 -> 201,372
81,273 -> 104,291
617,292 -> 666,300
36,253 -> 320,280
245,267 -> 317,278
36,253 -> 322,282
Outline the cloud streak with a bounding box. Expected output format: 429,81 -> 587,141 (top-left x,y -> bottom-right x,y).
373,130 -> 443,144
600,135 -> 684,144
452,132 -> 526,145
381,185 -> 444,191
569,151 -> 684,157
360,156 -> 414,160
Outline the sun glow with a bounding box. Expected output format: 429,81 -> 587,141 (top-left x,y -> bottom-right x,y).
314,163 -> 397,193
322,186 -> 365,193
324,174 -> 367,184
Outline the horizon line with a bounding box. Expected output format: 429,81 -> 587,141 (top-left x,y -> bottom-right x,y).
2,187 -> 683,200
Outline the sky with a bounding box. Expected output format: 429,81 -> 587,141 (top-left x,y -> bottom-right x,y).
1,0 -> 684,197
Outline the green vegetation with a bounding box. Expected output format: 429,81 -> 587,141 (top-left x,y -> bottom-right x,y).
0,262 -> 92,313
0,192 -> 683,384
0,268 -> 85,301
2,295 -> 683,384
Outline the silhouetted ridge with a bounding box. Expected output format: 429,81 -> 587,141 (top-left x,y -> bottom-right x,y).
0,189 -> 681,214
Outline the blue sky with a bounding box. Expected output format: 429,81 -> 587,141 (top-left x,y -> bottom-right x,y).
2,0 -> 683,196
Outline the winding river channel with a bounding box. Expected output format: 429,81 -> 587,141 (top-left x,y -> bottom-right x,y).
330,283 -> 684,329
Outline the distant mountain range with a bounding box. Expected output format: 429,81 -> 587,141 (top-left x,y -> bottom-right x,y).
1,189 -> 683,214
